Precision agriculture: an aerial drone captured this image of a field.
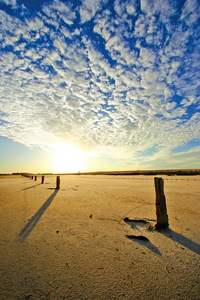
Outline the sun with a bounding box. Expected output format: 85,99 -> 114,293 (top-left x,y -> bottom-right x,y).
52,143 -> 86,173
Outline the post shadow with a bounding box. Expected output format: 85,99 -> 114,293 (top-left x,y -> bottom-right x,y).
22,183 -> 42,190
18,189 -> 58,241
159,229 -> 200,255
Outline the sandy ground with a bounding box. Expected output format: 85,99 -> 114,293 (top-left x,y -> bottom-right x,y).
0,174 -> 199,299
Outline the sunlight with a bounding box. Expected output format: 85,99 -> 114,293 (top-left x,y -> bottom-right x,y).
52,143 -> 87,173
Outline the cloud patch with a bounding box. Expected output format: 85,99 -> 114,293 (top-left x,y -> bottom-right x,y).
0,0 -> 200,167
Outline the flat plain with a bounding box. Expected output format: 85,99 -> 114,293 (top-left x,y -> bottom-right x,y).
0,174 -> 199,299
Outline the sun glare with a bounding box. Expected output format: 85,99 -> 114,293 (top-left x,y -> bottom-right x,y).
52,143 -> 86,173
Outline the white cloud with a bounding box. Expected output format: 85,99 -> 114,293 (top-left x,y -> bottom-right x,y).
0,9 -> 21,37
181,0 -> 200,25
79,0 -> 108,23
126,0 -> 137,15
138,47 -> 157,68
0,0 -> 16,7
93,10 -> 112,41
114,0 -> 136,18
42,0 -> 76,25
140,0 -> 176,22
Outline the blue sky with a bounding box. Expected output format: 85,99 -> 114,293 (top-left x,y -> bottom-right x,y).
0,0 -> 200,173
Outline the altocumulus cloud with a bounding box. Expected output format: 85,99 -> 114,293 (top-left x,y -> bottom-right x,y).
0,0 -> 200,167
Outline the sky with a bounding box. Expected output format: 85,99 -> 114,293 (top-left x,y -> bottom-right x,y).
0,0 -> 200,173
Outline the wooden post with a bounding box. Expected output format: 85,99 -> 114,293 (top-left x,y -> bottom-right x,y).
56,176 -> 60,189
35,176 -> 37,181
154,177 -> 169,229
31,176 -> 33,180
41,176 -> 44,184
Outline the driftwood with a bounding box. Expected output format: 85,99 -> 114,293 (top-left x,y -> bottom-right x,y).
124,217 -> 148,223
126,234 -> 149,241
154,177 -> 169,229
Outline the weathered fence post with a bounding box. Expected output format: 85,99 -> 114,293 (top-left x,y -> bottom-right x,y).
41,176 -> 44,184
154,177 -> 169,229
56,176 -> 60,189
35,176 -> 37,181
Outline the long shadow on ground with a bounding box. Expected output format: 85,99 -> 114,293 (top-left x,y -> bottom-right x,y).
18,189 -> 58,240
160,229 -> 200,255
125,218 -> 200,256
22,183 -> 42,190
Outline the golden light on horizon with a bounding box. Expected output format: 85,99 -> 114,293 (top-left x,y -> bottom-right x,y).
52,143 -> 87,173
